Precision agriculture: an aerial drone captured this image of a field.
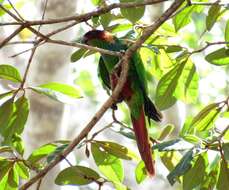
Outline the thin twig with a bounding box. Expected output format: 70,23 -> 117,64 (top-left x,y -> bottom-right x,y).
0,25 -> 24,48
6,0 -> 24,21
190,41 -> 229,55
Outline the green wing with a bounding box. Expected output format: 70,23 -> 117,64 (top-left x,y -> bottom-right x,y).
98,56 -> 111,92
131,52 -> 148,94
132,52 -> 162,122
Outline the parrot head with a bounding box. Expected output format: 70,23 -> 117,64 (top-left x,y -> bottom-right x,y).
82,30 -> 115,46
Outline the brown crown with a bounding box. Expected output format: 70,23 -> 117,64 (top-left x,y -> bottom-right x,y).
82,30 -> 114,44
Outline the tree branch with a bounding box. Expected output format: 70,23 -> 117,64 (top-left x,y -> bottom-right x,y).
19,0 -> 184,189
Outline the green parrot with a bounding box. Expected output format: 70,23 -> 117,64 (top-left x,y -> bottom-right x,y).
82,30 -> 162,176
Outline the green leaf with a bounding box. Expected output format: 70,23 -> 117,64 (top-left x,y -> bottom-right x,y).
173,5 -> 196,32
201,154 -> 220,190
182,134 -> 200,144
47,144 -> 68,163
100,13 -> 112,28
216,160 -> 229,190
120,0 -> 145,23
225,20 -> 229,47
15,162 -> 29,179
7,166 -> 19,190
12,134 -> 25,156
0,98 -> 14,135
75,70 -> 96,98
91,0 -> 101,5
160,151 -> 182,172
0,146 -> 13,154
183,154 -> 207,190
70,49 -> 87,62
174,59 -> 199,103
111,125 -> 135,140
0,91 -> 14,100
55,165 -> 100,186
155,63 -> 184,110
91,143 -> 124,183
167,149 -> 194,185
180,116 -> 193,136
27,143 -> 57,164
190,103 -> 222,132
93,141 -> 137,160
165,45 -> 183,53
158,124 -> 174,141
0,64 -> 22,82
2,96 -> 29,143
222,143 -> 229,161
205,48 -> 229,66
0,160 -> 12,180
206,4 -> 221,31
153,139 -> 193,151
135,161 -> 147,184
111,23 -> 132,33
31,82 -> 81,103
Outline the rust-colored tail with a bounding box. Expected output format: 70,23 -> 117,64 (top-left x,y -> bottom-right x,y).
131,107 -> 155,176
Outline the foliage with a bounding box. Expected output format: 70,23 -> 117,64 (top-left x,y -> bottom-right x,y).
0,0 -> 229,189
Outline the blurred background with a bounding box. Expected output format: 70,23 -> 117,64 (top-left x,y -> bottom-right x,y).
0,0 -> 229,189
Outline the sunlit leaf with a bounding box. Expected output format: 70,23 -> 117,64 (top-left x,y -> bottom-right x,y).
225,20 -> 229,47
182,134 -> 200,144
91,0 -> 101,5
111,23 -> 133,33
183,154 -> 207,190
205,48 -> 229,66
173,5 -> 196,32
94,141 -> 137,160
91,143 -> 124,183
155,62 -> 185,110
135,161 -> 147,184
31,82 -> 81,103
7,166 -> 19,190
174,59 -> 199,103
120,0 -> 145,23
15,162 -> 29,179
167,149 -> 194,185
190,103 -> 222,132
0,64 -> 22,83
206,3 -> 221,31
27,143 -> 57,163
55,165 -> 100,185
160,151 -> 182,172
158,124 -> 174,141
75,71 -> 96,98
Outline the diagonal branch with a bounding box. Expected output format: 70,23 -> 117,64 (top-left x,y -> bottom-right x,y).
19,0 -> 184,189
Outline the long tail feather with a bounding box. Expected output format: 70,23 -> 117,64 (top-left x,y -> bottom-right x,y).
131,107 -> 155,176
